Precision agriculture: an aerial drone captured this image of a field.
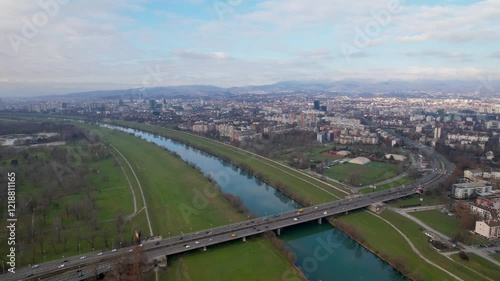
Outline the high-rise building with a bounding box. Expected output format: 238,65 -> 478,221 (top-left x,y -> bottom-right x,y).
313,100 -> 320,110
434,127 -> 441,139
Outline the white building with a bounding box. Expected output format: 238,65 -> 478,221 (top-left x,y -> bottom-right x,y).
475,220 -> 500,239
451,182 -> 492,199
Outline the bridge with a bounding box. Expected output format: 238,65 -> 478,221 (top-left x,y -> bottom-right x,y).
6,140 -> 454,281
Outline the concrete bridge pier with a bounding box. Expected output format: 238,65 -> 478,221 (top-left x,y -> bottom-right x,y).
276,228 -> 281,236
242,237 -> 246,242
317,217 -> 322,224
203,246 -> 207,251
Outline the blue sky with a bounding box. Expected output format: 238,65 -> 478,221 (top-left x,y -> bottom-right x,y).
1,0 -> 499,95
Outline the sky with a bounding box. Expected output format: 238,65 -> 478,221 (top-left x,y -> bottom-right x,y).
1,0 -> 499,96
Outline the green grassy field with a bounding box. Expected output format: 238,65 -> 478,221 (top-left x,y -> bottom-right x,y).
80,124 -> 305,280
410,210 -> 489,245
323,161 -> 398,186
379,211 -> 495,281
159,238 -> 302,281
493,253 -> 500,262
109,120 -> 349,203
450,252 -> 500,280
411,210 -> 460,238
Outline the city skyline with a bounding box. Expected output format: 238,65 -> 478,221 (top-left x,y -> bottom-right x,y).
1,0 -> 500,96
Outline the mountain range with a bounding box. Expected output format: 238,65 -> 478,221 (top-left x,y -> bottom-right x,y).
32,79 -> 500,99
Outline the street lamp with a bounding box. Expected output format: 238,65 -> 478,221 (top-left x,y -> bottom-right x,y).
2,260 -> 5,274
78,243 -> 81,255
43,250 -> 46,262
112,238 -> 114,249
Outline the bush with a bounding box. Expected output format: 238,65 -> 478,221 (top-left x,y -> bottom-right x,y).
458,251 -> 469,261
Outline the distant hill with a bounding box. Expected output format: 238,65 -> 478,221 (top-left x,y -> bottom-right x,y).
62,79 -> 500,99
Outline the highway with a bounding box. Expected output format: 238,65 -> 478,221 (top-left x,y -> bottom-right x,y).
5,138 -> 454,281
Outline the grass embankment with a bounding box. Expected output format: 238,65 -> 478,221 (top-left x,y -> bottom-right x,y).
109,120 -> 348,204
335,210 -> 499,281
379,211 -> 496,281
335,210 -> 453,281
323,162 -> 398,186
81,125 -> 305,281
450,252 -> 500,280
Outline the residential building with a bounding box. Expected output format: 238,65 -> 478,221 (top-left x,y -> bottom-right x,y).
450,182 -> 492,199
475,220 -> 500,239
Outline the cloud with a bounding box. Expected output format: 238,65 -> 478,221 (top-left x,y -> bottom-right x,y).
393,0 -> 500,42
171,50 -> 232,60
405,50 -> 471,62
490,51 -> 500,59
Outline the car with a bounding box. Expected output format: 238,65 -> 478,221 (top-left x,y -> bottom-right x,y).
184,244 -> 191,248
128,249 -> 133,252
27,273 -> 34,277
31,265 -> 39,269
139,243 -> 143,247
208,238 -> 213,242
323,211 -> 328,215
314,206 -> 318,209
63,260 -> 68,263
58,264 -> 65,268
155,242 -> 160,245
231,233 -> 237,237
293,218 -> 298,221
97,252 -> 103,256
80,256 -> 86,259
206,231 -> 212,234
195,241 -> 200,244
111,249 -> 117,252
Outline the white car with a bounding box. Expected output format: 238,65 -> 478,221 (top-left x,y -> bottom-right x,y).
111,249 -> 117,252
184,245 -> 191,248
323,211 -> 328,215
293,218 -> 298,221
31,265 -> 39,269
58,264 -> 65,268
195,241 -> 200,244
97,252 -> 103,256
80,256 -> 86,259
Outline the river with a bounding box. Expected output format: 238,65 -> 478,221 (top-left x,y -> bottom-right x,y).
103,124 -> 408,281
